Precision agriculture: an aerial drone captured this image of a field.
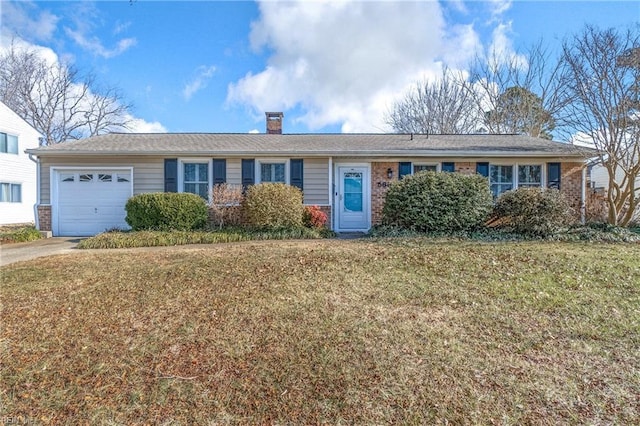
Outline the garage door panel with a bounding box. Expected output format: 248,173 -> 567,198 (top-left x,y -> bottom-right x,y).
55,169 -> 133,236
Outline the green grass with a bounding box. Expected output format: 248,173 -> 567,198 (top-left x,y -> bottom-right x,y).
1,239 -> 639,424
78,227 -> 333,249
0,224 -> 42,244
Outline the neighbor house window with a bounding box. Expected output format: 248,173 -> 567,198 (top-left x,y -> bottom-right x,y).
413,164 -> 438,173
490,165 -> 513,197
183,162 -> 209,199
518,165 -> 542,188
0,132 -> 19,154
260,162 -> 286,183
0,182 -> 21,202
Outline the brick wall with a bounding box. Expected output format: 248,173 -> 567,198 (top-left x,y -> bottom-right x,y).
371,162 -> 398,226
316,205 -> 332,229
37,205 -> 52,231
560,162 -> 585,216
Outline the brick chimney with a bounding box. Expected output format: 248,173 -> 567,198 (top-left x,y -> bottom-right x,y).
265,112 -> 283,134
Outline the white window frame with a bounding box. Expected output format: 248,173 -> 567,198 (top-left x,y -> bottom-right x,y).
489,164 -> 515,198
178,159 -> 212,199
0,182 -> 22,203
255,158 -> 289,184
516,164 -> 543,188
412,163 -> 440,174
488,162 -> 546,197
0,132 -> 19,155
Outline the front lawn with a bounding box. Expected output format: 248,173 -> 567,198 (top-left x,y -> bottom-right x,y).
1,239 -> 639,424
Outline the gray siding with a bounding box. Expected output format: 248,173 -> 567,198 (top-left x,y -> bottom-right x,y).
39,156 -> 330,205
40,156 -> 164,204
303,158 -> 330,205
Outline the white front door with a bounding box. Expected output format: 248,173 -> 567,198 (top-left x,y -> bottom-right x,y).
335,165 -> 370,231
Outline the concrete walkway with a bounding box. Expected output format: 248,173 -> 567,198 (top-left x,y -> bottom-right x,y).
0,237 -> 82,267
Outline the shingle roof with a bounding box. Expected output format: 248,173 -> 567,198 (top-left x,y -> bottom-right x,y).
27,133 -> 596,158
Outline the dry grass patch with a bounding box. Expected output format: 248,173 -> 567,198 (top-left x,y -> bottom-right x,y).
1,240 -> 639,424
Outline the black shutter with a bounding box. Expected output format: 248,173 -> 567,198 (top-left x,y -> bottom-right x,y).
241,159 -> 255,189
442,162 -> 455,172
290,159 -> 304,191
476,162 -> 489,177
399,162 -> 412,179
164,159 -> 178,192
547,163 -> 561,189
213,159 -> 226,184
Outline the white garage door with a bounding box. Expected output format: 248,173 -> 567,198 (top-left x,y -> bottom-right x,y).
55,169 -> 133,236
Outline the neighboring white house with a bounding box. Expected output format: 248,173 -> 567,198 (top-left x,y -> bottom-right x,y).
589,157 -> 640,194
0,101 -> 41,225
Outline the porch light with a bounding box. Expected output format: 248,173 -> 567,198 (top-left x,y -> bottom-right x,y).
387,168 -> 394,179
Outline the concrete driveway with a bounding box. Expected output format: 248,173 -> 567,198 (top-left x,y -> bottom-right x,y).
0,237 -> 82,267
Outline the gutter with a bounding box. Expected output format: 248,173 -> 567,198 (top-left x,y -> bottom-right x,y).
24,149 -> 596,159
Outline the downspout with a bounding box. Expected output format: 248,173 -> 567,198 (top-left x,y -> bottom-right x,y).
28,152 -> 40,230
581,165 -> 587,224
328,156 -> 333,231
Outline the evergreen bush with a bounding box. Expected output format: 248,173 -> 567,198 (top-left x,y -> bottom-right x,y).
492,187 -> 574,236
382,171 -> 493,232
125,192 -> 208,231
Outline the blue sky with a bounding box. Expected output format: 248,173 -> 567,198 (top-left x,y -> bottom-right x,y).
1,0 -> 639,135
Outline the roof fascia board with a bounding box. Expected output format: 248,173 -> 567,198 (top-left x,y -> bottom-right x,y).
26,149 -> 596,158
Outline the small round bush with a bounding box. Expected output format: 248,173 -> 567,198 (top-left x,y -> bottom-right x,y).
125,192 -> 208,231
382,171 -> 493,232
303,205 -> 328,229
244,183 -> 304,229
492,188 -> 574,236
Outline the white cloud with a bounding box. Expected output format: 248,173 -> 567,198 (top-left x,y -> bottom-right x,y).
183,65 -> 217,101
488,0 -> 512,20
488,21 -> 528,69
64,27 -> 137,59
113,21 -> 132,36
227,0 -> 486,133
0,1 -> 59,42
63,2 -> 136,59
125,116 -> 167,133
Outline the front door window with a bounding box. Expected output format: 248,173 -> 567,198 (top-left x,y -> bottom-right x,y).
343,172 -> 363,212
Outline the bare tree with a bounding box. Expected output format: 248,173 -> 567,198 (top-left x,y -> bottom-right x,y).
388,42 -> 567,138
0,42 -> 132,145
386,67 -> 480,134
467,42 -> 568,137
559,25 -> 640,226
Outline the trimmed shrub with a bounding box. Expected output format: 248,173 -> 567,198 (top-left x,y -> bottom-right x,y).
125,192 -> 208,231
303,205 -> 328,229
382,171 -> 493,232
244,183 -> 304,229
492,187 -> 574,236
